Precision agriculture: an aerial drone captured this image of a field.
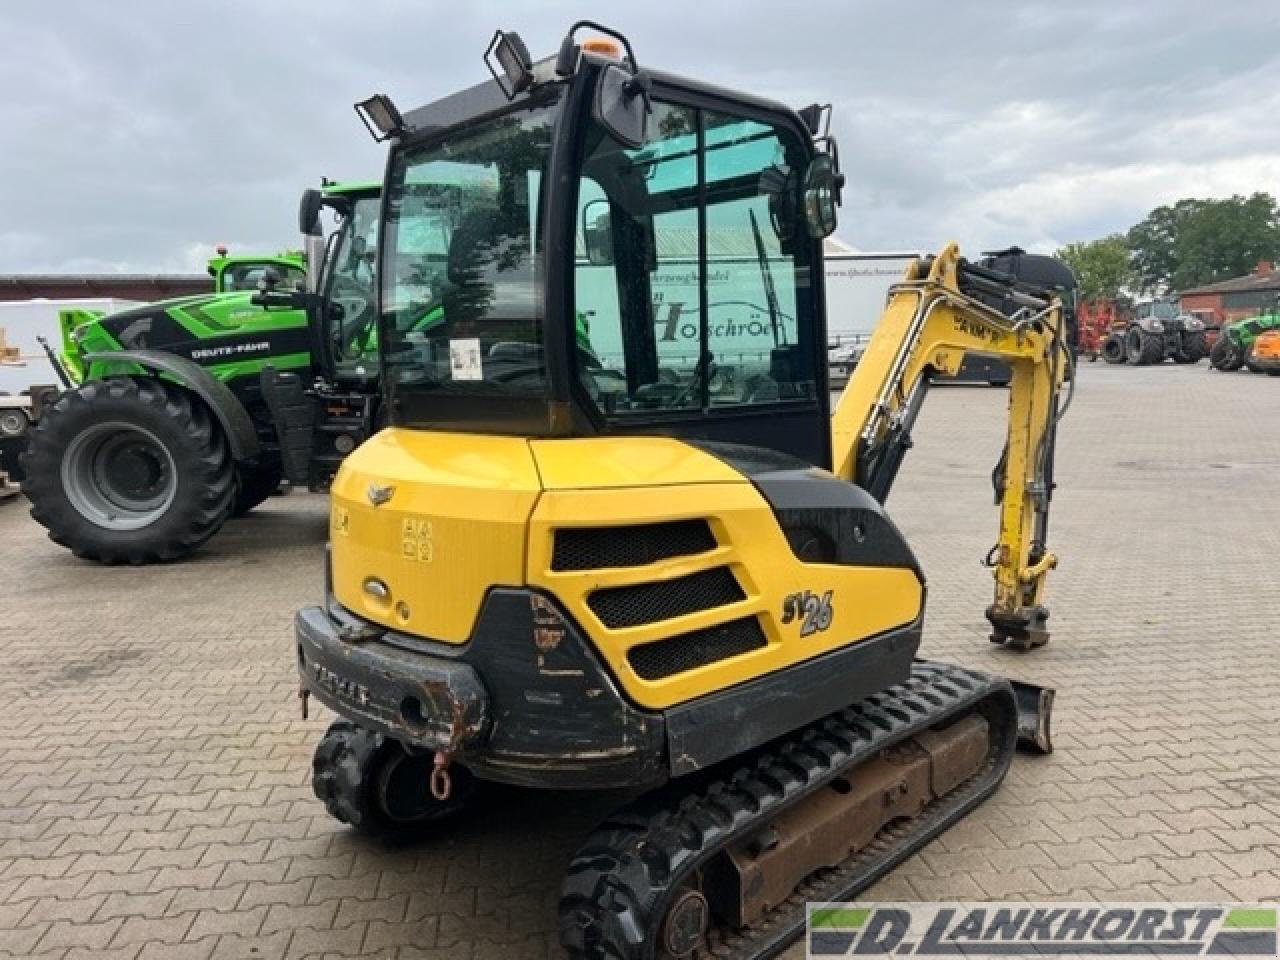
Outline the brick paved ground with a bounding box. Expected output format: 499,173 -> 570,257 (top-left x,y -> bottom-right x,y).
1,361 -> 1278,960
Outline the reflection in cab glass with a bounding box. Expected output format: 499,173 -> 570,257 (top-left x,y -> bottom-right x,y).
380,106 -> 555,401
574,102 -> 817,415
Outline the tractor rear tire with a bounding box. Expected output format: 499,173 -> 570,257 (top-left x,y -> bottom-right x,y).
232,458 -> 283,516
21,378 -> 235,564
1102,335 -> 1126,364
312,721 -> 474,840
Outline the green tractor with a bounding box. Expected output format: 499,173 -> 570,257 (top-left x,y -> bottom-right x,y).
51,248 -> 313,387
1209,308 -> 1280,371
22,180 -> 385,563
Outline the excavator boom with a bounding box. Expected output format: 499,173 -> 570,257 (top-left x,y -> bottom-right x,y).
832,242 -> 1068,648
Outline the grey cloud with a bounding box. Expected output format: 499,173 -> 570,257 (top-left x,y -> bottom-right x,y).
2,0 -> 1278,270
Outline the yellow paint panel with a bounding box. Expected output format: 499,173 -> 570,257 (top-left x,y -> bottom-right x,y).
530,436 -> 743,489
329,429 -> 541,643
528,482 -> 924,710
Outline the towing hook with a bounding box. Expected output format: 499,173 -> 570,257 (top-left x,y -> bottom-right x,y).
430,750 -> 453,801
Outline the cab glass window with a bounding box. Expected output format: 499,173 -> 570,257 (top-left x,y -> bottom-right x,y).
573,100 -> 816,415
321,195 -> 381,362
220,263 -> 306,292
380,104 -> 555,400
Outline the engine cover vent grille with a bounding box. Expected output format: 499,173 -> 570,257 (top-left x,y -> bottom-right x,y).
588,566 -> 745,629
551,519 -> 716,571
627,616 -> 767,680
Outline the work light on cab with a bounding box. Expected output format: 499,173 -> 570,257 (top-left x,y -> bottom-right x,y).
354,93 -> 405,142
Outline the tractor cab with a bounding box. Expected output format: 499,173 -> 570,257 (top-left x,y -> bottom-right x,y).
288,182 -> 383,389
207,249 -> 307,294
250,181 -> 383,491
365,24 -> 844,465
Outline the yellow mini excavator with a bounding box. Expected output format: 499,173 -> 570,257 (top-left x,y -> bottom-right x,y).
295,22 -> 1069,959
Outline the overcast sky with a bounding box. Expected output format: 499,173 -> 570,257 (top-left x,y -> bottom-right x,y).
3,0 -> 1279,273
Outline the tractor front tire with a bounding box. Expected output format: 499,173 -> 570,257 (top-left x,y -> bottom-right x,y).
1127,327 -> 1163,365
1175,331 -> 1207,363
1102,335 -> 1126,364
21,378 -> 235,564
232,458 -> 283,516
1210,336 -> 1244,371
312,721 -> 474,841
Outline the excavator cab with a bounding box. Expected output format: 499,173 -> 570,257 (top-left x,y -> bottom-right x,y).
298,23 -> 1064,959
375,31 -> 842,464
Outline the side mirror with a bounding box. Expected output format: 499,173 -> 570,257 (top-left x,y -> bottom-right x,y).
298,188 -> 324,236
582,200 -> 613,265
594,63 -> 650,149
801,154 -> 842,239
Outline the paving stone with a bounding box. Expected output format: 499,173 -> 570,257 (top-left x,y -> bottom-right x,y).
112,912 -> 197,947
38,917 -> 123,951
260,902 -> 339,936
208,930 -> 292,960
185,905 -> 268,941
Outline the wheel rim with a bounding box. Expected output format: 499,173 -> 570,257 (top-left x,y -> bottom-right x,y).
0,410 -> 26,437
60,421 -> 177,530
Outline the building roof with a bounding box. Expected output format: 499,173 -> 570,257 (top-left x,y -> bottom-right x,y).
1180,262 -> 1280,296
0,274 -> 211,302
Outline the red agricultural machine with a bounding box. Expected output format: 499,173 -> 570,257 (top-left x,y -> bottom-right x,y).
1077,299 -> 1120,361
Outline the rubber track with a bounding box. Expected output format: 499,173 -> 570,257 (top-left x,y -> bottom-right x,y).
558,661 -> 1019,960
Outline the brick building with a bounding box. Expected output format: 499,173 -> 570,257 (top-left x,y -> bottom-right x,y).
1179,260 -> 1280,326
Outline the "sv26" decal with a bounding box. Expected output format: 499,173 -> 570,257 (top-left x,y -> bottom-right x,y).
781,590 -> 834,637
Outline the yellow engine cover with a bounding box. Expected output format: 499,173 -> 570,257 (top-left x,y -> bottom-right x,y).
329,429 -> 924,711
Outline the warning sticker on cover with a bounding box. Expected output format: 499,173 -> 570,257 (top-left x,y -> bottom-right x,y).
449,338 -> 483,381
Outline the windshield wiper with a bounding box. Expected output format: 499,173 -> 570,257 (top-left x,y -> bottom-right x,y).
748,208 -> 784,347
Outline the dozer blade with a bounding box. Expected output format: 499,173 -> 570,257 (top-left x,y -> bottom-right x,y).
560,661 -> 1052,960
1011,679 -> 1054,755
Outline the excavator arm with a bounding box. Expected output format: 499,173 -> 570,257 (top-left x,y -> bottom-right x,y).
831,243 -> 1070,649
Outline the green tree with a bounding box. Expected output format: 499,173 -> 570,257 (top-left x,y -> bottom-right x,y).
1055,235 -> 1133,299
1127,193 -> 1280,293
